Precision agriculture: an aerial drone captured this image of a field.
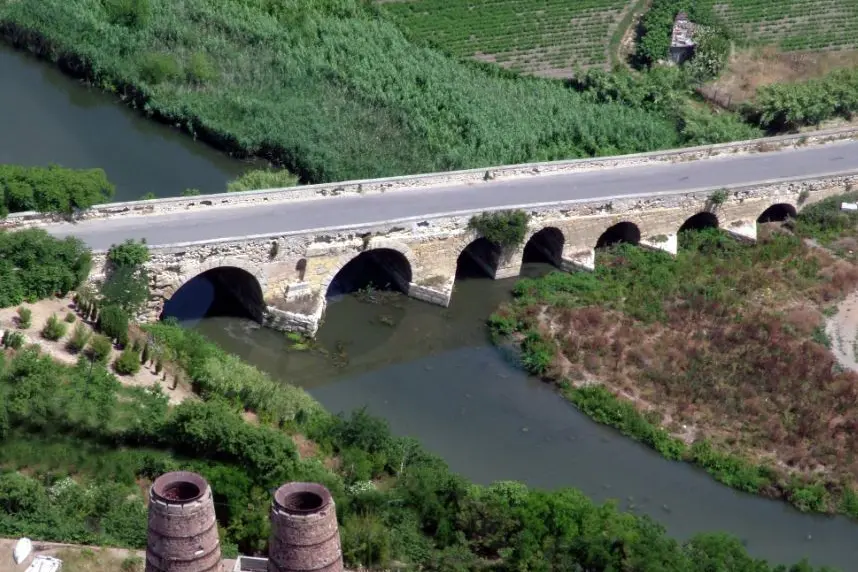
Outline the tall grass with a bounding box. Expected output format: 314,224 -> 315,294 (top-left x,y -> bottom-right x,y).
0,0 -> 686,184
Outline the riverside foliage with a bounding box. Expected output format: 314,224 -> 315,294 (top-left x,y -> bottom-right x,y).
0,165 -> 114,216
1,0 -> 743,185
491,224 -> 858,516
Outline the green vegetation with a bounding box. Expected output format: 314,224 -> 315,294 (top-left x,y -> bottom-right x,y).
0,165 -> 114,217
41,313 -> 69,342
102,239 -> 150,316
491,223 -> 858,516
2,0 -> 740,185
709,0 -> 858,52
113,346 -> 141,375
383,0 -> 630,73
468,210 -> 530,248
227,169 -> 299,193
0,229 -> 92,308
744,68 -> 858,131
16,307 -> 32,329
635,0 -> 726,68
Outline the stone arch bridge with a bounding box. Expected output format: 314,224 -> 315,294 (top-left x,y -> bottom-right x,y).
88,173 -> 853,336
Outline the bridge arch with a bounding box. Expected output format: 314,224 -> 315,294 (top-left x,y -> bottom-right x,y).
162,261 -> 267,323
679,212 -> 719,233
323,247 -> 414,298
596,221 -> 641,250
457,237 -> 502,279
522,227 -> 565,268
758,203 -> 797,223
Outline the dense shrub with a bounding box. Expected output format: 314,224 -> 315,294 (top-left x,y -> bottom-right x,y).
107,239 -> 149,268
747,69 -> 858,131
0,229 -> 91,308
87,334 -> 114,364
40,314 -> 68,341
113,346 -> 141,375
66,323 -> 92,353
468,210 -> 530,247
16,307 -> 31,329
97,305 -> 130,345
138,52 -> 182,85
0,165 -> 114,216
227,169 -> 299,193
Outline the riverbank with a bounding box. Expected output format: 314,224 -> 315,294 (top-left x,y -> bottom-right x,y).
491,207 -> 858,517
0,0 -> 726,184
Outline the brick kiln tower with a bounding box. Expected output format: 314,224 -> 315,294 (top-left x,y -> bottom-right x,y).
146,471 -> 222,572
268,482 -> 343,572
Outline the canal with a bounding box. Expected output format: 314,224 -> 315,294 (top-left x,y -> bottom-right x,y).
5,40 -> 858,571
0,44 -> 254,201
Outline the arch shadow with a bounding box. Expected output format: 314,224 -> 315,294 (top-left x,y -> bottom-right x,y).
596,222 -> 641,250
457,238 -> 502,279
679,212 -> 719,234
758,203 -> 797,223
523,227 -> 565,268
162,266 -> 265,323
326,248 -> 413,298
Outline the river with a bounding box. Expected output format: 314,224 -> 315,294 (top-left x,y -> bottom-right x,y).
0,44 -> 255,201
5,39 -> 858,571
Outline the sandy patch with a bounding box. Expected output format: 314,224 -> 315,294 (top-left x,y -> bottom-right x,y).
826,290 -> 858,372
0,296 -> 192,404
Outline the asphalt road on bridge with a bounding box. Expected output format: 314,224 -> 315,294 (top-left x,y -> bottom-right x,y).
44,139 -> 858,251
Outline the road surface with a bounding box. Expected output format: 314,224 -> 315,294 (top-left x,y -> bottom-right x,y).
43,140 -> 858,250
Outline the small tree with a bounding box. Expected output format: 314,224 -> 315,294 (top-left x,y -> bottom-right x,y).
141,343 -> 151,365
114,346 -> 142,376
87,334 -> 114,364
468,210 -> 530,247
98,304 -> 130,344
16,307 -> 32,329
41,314 -> 68,341
66,323 -> 92,354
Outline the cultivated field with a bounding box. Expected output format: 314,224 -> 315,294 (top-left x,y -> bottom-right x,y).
382,0 -> 636,77
712,0 -> 858,52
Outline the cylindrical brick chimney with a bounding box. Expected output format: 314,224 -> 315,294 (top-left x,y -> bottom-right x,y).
146,471 -> 222,572
268,482 -> 343,572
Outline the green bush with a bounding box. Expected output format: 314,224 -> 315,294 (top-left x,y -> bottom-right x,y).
1,330 -> 25,350
138,52 -> 182,85
0,229 -> 91,309
64,312 -> 76,324
181,188 -> 201,197
186,52 -> 218,85
97,304 -> 130,345
113,347 -> 141,376
16,307 -> 31,329
468,210 -> 530,248
748,68 -> 858,131
227,169 -> 299,193
107,238 -> 149,267
41,314 -> 68,341
0,165 -> 114,216
102,0 -> 151,28
66,323 -> 92,354
87,334 -> 114,364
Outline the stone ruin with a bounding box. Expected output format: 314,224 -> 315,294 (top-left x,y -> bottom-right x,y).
669,11 -> 697,65
146,473 -> 343,572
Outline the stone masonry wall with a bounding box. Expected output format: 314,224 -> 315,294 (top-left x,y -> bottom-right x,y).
83,172 -> 855,335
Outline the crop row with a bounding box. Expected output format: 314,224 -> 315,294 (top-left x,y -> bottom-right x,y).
384,0 -> 629,72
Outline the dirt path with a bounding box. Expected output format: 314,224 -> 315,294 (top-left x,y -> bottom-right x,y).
826,290 -> 858,372
0,296 -> 193,404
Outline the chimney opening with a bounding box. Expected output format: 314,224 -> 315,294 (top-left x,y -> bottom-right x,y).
283,491 -> 324,512
152,471 -> 207,504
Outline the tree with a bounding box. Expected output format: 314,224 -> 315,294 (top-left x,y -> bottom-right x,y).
101,265 -> 150,315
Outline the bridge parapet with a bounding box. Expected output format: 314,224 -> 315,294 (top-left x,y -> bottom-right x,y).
5,126 -> 858,230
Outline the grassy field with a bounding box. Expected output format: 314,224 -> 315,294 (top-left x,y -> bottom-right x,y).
381,0 -> 635,77
711,0 -> 858,52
